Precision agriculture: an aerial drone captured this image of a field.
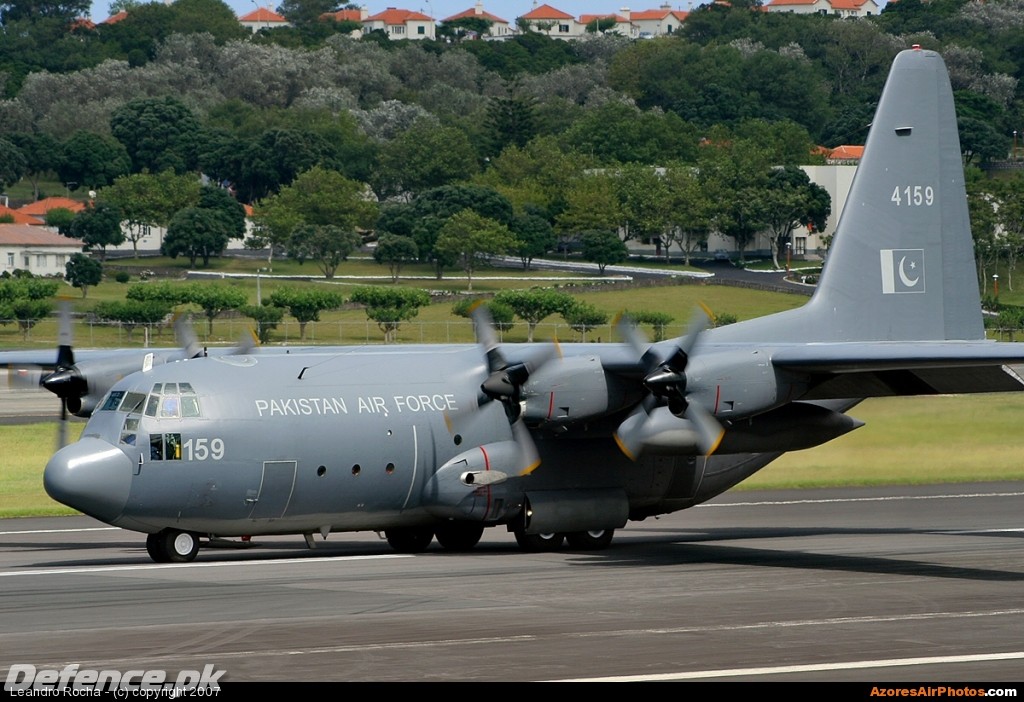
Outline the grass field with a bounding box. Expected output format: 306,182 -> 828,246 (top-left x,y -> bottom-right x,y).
3,393 -> 1023,518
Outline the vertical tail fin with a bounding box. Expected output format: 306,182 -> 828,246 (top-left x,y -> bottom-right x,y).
713,47 -> 984,344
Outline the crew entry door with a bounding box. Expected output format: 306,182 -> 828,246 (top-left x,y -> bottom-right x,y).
248,460 -> 297,520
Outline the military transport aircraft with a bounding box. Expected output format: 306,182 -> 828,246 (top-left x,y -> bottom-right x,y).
17,47 -> 1024,563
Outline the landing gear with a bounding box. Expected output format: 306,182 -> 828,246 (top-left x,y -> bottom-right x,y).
434,522 -> 484,551
385,527 -> 434,553
146,529 -> 200,563
565,529 -> 615,550
513,528 -> 564,552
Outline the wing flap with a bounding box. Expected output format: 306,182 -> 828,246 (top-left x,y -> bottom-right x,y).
772,342 -> 1024,400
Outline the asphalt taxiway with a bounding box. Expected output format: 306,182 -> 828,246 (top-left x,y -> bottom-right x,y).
1,483 -> 1022,682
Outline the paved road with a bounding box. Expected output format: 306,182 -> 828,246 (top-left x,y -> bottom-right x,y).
2,483 -> 1022,683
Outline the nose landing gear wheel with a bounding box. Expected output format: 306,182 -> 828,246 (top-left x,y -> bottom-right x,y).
513,528 -> 564,552
146,529 -> 200,563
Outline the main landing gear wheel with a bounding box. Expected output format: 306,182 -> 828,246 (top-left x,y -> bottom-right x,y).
385,527 -> 434,553
513,528 -> 564,552
565,529 -> 615,551
434,522 -> 485,551
146,529 -> 200,563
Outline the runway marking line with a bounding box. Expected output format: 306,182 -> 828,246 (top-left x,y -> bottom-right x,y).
0,554 -> 411,577
551,651 -> 1024,682
707,490 -> 1024,508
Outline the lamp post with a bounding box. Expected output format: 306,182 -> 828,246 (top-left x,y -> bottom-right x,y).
256,267 -> 270,305
785,241 -> 792,277
993,273 -> 1000,299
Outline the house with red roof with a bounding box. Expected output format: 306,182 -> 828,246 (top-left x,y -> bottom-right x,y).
765,0 -> 879,16
826,145 -> 864,165
629,5 -> 689,37
0,224 -> 83,277
239,6 -> 290,33
443,2 -> 513,38
17,197 -> 86,219
0,205 -> 43,226
518,3 -> 583,39
363,8 -> 436,40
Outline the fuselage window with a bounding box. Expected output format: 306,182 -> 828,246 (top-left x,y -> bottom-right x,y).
120,417 -> 139,446
150,434 -> 163,460
164,433 -> 182,460
145,395 -> 159,417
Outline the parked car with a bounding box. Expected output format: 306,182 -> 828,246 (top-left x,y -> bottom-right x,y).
713,249 -> 730,261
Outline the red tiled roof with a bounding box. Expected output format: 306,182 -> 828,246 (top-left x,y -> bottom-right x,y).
443,7 -> 509,23
365,8 -> 434,22
239,7 -> 287,22
322,9 -> 363,21
830,0 -> 871,9
0,224 -> 81,246
18,197 -> 86,216
103,10 -> 128,23
631,9 -> 688,20
521,3 -> 574,20
767,0 -> 820,5
828,145 -> 864,160
0,206 -> 43,225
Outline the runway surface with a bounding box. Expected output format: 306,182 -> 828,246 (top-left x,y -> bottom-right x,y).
1,483 -> 1023,683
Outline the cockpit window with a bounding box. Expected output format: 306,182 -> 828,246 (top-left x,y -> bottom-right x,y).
142,382 -> 202,420
100,391 -> 125,412
119,392 -> 147,414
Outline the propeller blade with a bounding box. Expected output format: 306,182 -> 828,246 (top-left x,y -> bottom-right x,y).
55,300 -> 74,370
56,398 -> 68,451
511,419 -> 541,475
173,313 -> 203,359
686,401 -> 725,456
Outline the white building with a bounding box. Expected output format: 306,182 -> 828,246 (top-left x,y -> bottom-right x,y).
0,225 -> 83,277
363,8 -> 437,40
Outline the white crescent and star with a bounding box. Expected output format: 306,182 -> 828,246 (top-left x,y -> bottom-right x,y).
898,256 -> 920,287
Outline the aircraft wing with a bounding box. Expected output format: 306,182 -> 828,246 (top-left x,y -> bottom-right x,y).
772,341 -> 1024,399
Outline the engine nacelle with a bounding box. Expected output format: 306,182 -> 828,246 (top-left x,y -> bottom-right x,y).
423,440 -> 526,522
522,354 -> 635,428
519,489 -> 629,534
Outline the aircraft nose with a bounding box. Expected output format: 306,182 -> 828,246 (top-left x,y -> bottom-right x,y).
44,438 -> 132,523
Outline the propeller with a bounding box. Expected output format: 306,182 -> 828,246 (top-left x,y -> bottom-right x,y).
471,303 -> 557,423
39,301 -> 85,449
614,304 -> 724,458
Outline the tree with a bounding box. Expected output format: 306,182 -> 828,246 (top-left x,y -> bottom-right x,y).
433,210 -> 519,291
9,298 -> 52,340
562,300 -> 608,342
185,283 -> 248,337
762,165 -> 831,270
162,208 -> 233,267
580,230 -> 628,274
373,234 -> 419,283
58,132 -> 131,191
628,310 -> 675,342
92,299 -> 172,342
66,202 -> 125,261
240,304 -> 284,344
64,253 -> 102,298
349,286 -> 431,344
287,225 -> 362,279
253,166 -> 378,266
98,171 -> 201,257
268,286 -> 344,341
493,288 -> 575,342
0,137 -> 26,190
8,133 -> 63,201
375,120 -> 479,199
511,209 -> 555,271
660,165 -> 713,265
110,96 -> 201,174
